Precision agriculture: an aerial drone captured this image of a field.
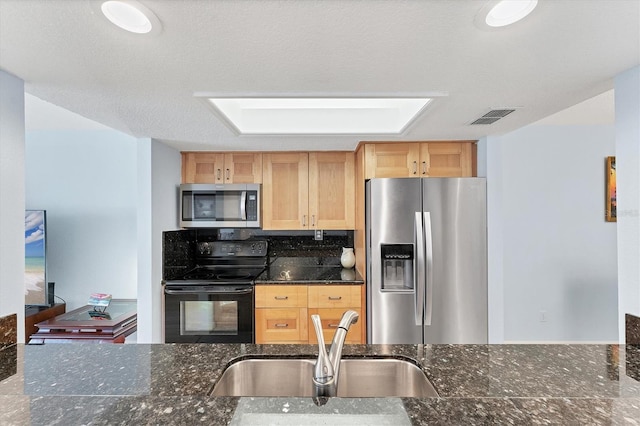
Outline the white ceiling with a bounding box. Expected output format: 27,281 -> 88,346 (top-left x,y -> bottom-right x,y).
1,0 -> 638,152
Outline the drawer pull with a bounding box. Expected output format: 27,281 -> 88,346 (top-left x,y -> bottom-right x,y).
274,296 -> 289,300
275,323 -> 289,328
328,296 -> 342,300
328,323 -> 339,328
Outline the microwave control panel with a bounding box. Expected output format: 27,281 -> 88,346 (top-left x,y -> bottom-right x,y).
246,191 -> 258,221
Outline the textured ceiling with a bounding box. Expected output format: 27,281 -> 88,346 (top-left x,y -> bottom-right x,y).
1,0 -> 638,152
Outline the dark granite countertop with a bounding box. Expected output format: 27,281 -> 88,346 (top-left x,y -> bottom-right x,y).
256,257 -> 363,284
1,343 -> 640,424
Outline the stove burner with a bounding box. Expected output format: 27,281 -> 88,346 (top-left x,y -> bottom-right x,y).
176,266 -> 264,282
182,270 -> 217,280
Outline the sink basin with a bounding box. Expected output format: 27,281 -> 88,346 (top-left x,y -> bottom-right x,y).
210,357 -> 438,397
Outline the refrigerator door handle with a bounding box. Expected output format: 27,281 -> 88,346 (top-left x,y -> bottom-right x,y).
414,212 -> 426,326
423,212 -> 434,326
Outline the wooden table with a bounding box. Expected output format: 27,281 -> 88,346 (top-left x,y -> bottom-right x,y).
30,299 -> 137,344
25,303 -> 66,342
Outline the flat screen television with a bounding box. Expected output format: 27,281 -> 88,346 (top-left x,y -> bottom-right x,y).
25,210 -> 48,306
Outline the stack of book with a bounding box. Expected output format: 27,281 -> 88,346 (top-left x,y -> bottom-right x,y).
87,293 -> 112,312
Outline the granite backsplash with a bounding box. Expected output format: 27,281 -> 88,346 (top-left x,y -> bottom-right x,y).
162,228 -> 354,280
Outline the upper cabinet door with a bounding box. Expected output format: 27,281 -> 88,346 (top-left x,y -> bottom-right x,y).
223,153 -> 263,183
420,142 -> 472,177
308,152 -> 355,230
182,152 -> 225,183
363,143 -> 420,179
262,153 -> 309,230
182,152 -> 262,184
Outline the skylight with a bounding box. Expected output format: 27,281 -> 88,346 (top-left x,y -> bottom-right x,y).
203,98 -> 432,135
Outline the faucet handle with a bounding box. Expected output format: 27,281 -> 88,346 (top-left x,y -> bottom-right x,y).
311,314 -> 334,385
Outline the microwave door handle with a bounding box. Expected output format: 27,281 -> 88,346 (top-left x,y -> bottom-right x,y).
240,191 -> 247,220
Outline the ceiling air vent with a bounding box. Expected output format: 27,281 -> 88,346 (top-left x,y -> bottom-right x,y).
470,108 -> 516,125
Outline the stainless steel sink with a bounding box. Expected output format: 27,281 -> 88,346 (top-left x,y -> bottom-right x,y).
210,357 -> 438,397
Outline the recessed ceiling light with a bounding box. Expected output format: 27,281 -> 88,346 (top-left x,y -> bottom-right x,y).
100,1 -> 161,34
485,0 -> 538,27
198,97 -> 435,135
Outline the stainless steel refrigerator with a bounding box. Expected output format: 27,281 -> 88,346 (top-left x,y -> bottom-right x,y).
366,178 -> 487,344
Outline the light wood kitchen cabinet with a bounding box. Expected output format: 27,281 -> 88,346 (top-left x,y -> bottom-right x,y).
308,285 -> 362,345
181,152 -> 262,183
419,142 -> 472,177
363,143 -> 420,178
308,152 -> 355,230
262,152 -> 355,230
362,141 -> 473,179
255,285 -> 308,344
308,285 -> 361,309
262,153 -> 309,230
308,308 -> 363,345
255,284 -> 364,344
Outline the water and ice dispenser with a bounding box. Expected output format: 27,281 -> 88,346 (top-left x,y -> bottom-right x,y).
380,244 -> 414,291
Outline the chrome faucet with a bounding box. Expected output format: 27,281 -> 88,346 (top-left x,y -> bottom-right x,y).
311,310 -> 359,397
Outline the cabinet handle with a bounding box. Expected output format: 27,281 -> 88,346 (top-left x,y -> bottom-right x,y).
302,215 -> 307,227
311,215 -> 315,227
422,161 -> 427,175
274,296 -> 289,300
275,323 -> 289,328
328,323 -> 339,328
216,168 -> 222,180
328,296 -> 342,300
225,168 -> 230,180
412,161 -> 417,175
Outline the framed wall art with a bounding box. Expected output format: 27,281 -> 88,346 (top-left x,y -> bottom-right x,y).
605,156 -> 616,222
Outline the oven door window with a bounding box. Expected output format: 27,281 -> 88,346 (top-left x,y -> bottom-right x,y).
180,300 -> 238,335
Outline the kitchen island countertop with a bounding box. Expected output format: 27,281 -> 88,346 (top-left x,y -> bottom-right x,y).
1,343 -> 639,425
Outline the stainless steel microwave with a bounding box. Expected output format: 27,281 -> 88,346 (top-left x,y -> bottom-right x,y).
179,184 -> 261,228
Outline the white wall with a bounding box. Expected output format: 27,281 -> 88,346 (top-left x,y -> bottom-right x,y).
488,124 -> 618,342
615,65 -> 640,338
0,70 -> 26,340
25,129 -> 138,310
135,138 -> 181,343
151,141 -> 181,342
478,136 -> 505,344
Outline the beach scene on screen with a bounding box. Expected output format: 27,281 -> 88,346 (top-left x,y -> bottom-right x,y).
25,210 -> 46,305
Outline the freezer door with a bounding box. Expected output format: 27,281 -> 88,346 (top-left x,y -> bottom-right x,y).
421,178 -> 487,344
366,178 -> 424,344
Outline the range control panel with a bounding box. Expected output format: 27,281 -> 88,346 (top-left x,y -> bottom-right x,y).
197,240 -> 268,257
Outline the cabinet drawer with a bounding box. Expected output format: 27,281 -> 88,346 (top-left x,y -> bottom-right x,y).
255,308 -> 308,343
308,308 -> 363,344
255,285 -> 308,308
308,285 -> 361,308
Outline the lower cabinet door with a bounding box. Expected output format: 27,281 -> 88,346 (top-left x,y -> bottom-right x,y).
255,308 -> 308,343
308,308 -> 363,344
